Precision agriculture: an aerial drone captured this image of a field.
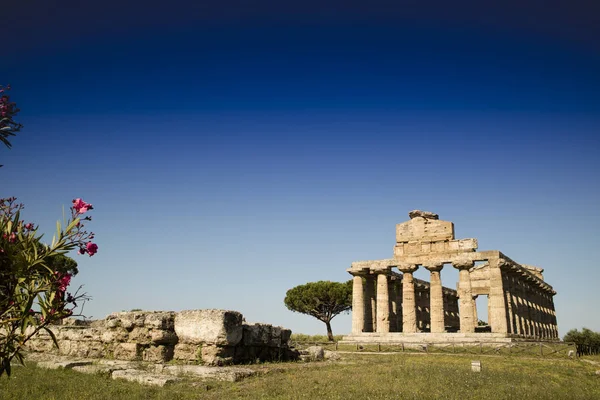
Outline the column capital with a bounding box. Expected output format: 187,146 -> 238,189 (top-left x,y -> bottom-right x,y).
423,262 -> 444,272
397,263 -> 418,273
452,257 -> 474,270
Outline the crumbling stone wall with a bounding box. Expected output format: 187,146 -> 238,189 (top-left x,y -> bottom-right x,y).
26,309 -> 297,365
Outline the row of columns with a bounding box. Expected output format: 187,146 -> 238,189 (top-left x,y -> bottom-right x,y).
352,258 -> 479,335
502,270 -> 558,339
351,258 -> 558,339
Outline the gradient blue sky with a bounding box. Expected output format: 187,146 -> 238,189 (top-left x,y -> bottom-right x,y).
2,1 -> 599,337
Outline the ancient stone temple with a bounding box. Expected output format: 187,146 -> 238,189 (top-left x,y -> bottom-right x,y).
342,211 -> 558,344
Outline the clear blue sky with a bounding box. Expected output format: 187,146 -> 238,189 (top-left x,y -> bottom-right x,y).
2,1 -> 599,337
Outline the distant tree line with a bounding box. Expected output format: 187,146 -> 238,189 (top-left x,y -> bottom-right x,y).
563,328 -> 600,356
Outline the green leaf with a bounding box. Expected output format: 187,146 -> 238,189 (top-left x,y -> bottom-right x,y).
13,351 -> 25,366
65,218 -> 80,234
43,326 -> 60,349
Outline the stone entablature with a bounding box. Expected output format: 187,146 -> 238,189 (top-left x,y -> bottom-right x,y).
346,211 -> 559,342
26,309 -> 298,366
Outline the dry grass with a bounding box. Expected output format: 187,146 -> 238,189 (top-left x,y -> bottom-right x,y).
1,352 -> 599,399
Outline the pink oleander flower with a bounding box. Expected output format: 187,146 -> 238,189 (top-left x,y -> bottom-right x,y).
24,222 -> 34,230
57,274 -> 72,292
72,198 -> 93,214
86,242 -> 98,256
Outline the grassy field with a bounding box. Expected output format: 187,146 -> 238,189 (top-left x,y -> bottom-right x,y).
289,333 -> 343,343
1,353 -> 599,399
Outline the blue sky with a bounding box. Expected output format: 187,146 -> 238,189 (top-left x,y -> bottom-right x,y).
2,1 -> 599,337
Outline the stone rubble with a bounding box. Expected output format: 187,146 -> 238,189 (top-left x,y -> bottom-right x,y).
26,309 -> 299,366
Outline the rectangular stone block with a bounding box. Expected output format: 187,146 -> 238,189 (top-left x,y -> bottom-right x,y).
201,345 -> 235,366
396,218 -> 454,242
175,309 -> 243,346
144,312 -> 176,330
113,343 -> 142,361
173,343 -> 199,362
101,328 -> 128,343
143,345 -> 174,362
128,327 -> 152,344
243,324 -> 272,346
150,330 -> 178,345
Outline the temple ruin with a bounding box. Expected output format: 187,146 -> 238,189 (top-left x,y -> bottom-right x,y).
342,210 -> 558,344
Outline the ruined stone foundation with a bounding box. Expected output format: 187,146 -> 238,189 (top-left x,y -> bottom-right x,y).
26,309 -> 298,366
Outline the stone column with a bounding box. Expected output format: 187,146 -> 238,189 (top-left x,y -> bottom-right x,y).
525,281 -> 535,337
351,274 -> 365,334
376,272 -> 390,333
536,289 -> 546,339
488,258 -> 509,334
503,273 -> 516,335
389,278 -> 398,332
549,293 -> 558,339
364,275 -> 375,332
518,279 -> 532,337
527,281 -> 540,338
424,262 -> 445,333
453,258 -> 475,333
541,290 -> 551,339
510,275 -> 523,336
398,263 -> 418,333
540,292 -> 549,338
396,282 -> 403,332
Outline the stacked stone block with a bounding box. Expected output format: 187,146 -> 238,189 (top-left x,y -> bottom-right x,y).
26,309 -> 297,366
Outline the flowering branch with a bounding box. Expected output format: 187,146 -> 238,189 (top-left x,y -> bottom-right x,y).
0,85 -> 22,164
0,197 -> 98,377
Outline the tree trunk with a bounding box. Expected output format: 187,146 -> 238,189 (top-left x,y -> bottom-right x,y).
326,320 -> 334,341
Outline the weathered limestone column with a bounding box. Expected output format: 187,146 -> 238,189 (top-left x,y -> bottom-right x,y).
503,273 -> 516,335
527,281 -> 540,338
525,283 -> 535,337
540,292 -> 549,338
518,279 -> 532,337
541,290 -> 551,339
351,274 -> 365,334
510,275 -> 523,336
488,258 -> 509,334
398,263 -> 418,333
376,272 -> 391,333
453,258 -> 475,333
536,289 -> 547,339
424,262 -> 445,333
364,275 -> 375,332
549,293 -> 558,339
389,278 -> 398,332
396,281 -> 403,331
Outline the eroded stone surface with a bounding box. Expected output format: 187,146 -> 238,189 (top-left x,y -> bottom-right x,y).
396,216 -> 454,243
408,210 -> 439,220
175,310 -> 243,346
37,360 -> 93,369
27,309 -> 298,365
112,369 -> 180,387
299,346 -> 324,362
158,365 -> 255,382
